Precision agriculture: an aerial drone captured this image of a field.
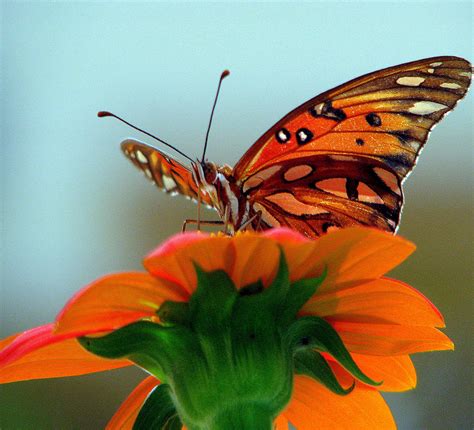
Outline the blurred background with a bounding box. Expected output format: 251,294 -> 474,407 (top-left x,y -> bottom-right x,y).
1,2 -> 472,429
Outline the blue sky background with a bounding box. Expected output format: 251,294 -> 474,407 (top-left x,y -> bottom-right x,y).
1,2 -> 472,428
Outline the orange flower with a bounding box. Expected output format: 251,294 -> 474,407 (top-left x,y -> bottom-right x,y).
0,228 -> 452,429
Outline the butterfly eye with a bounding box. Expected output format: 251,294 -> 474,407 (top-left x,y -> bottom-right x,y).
203,163 -> 217,184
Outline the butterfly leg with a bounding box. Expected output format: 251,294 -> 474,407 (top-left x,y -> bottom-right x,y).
223,205 -> 230,235
238,210 -> 262,231
182,219 -> 224,233
197,188 -> 202,230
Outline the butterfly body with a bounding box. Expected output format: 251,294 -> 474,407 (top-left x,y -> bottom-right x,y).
120,56 -> 471,238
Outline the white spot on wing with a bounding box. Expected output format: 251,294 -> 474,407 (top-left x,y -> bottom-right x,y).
162,175 -> 177,191
440,82 -> 462,89
135,150 -> 148,164
283,165 -> 313,182
313,102 -> 324,114
459,71 -> 471,78
430,62 -> 443,67
408,101 -> 448,115
144,168 -> 153,180
427,68 -> 434,74
396,76 -> 425,87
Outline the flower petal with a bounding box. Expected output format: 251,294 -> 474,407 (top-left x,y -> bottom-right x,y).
286,227 -> 415,292
0,324 -> 130,383
283,374 -> 396,429
262,228 -> 309,243
56,272 -> 185,334
145,234 -> 235,294
351,354 -> 416,392
303,277 -> 445,327
106,376 -> 160,430
323,352 -> 416,392
333,321 -> 453,355
231,235 -> 280,288
274,414 -> 290,430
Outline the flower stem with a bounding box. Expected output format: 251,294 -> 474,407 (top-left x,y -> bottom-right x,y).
206,404 -> 273,430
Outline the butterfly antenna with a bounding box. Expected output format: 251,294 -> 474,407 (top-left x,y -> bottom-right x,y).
98,111 -> 195,163
201,70 -> 230,163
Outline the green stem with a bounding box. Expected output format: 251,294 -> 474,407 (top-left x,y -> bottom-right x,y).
206,404 -> 273,430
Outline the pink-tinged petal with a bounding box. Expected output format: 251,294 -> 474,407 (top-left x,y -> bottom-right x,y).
262,227 -> 309,243
0,324 -> 130,383
303,277 -> 445,327
332,321 -> 454,355
290,227 -> 416,292
106,376 -> 159,430
283,375 -> 396,429
145,235 -> 235,294
55,272 -> 186,335
149,231 -> 208,256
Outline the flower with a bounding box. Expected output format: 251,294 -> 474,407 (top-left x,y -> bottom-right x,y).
0,227 -> 452,429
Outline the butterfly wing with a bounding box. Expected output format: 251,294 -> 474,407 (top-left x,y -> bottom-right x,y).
247,154 -> 402,236
235,56 -> 471,236
121,139 -> 214,206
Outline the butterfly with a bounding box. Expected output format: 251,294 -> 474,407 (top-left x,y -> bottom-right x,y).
103,56 -> 471,238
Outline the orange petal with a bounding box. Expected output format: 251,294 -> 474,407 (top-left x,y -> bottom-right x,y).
274,414 -> 290,430
333,321 -> 453,355
323,352 -> 416,392
106,376 -> 159,430
231,235 -> 280,288
351,354 -> 416,392
287,227 -> 415,292
55,272 -> 186,334
145,235 -> 235,294
0,324 -> 130,383
283,374 -> 396,429
303,277 -> 444,327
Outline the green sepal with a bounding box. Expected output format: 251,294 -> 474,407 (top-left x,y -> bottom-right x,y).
287,316 -> 381,386
190,265 -> 238,334
133,383 -> 182,430
78,321 -> 193,382
282,267 -> 327,324
294,349 -> 354,395
260,248 -> 291,309
157,301 -> 190,326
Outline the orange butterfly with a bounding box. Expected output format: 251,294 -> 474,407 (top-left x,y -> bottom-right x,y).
101,56 -> 471,238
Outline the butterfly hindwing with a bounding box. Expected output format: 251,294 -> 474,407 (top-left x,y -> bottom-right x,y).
245,154 -> 402,236
235,56 -> 471,235
121,139 -> 213,206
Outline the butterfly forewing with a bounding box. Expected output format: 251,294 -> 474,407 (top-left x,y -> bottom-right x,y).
121,139 -> 214,206
235,56 -> 471,181
234,56 -> 471,235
